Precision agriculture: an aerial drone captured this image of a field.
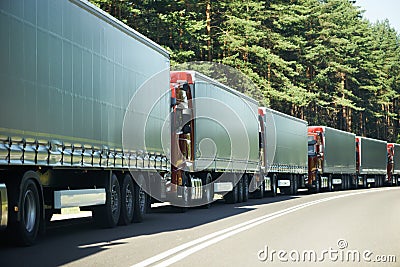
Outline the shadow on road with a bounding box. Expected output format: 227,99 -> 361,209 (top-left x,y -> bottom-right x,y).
0,195 -> 298,267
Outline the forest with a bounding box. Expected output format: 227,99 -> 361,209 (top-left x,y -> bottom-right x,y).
90,0 -> 400,142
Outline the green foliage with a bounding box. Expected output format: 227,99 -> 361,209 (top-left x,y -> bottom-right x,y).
90,0 -> 400,142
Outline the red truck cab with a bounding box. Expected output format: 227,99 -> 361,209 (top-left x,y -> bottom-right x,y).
307,127 -> 324,192
387,143 -> 397,186
169,71 -> 195,198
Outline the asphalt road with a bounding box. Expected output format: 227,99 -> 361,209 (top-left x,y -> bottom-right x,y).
1,187 -> 399,267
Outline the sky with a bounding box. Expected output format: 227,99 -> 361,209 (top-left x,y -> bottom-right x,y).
355,0 -> 400,33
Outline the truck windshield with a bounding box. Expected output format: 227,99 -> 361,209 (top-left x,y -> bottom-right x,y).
308,144 -> 315,156
308,136 -> 316,156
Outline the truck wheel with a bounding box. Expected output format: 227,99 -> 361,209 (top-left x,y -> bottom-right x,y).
201,173 -> 213,209
342,176 -> 347,190
292,175 -> 298,195
282,175 -> 295,195
242,174 -> 249,202
374,176 -> 379,187
15,179 -> 41,246
379,176 -> 383,187
224,181 -> 238,204
254,178 -> 264,199
352,175 -> 358,189
328,174 -> 333,192
363,175 -> 367,188
133,177 -> 148,222
93,174 -> 121,228
237,177 -> 244,203
313,175 -> 321,193
118,174 -> 135,225
270,174 -> 278,197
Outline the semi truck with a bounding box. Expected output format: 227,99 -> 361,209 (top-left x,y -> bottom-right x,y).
387,143 -> 400,186
1,0 -> 397,247
0,0 -> 172,245
356,137 -> 387,187
167,71 -> 259,206
307,126 -> 356,192
0,0 -> 260,245
254,108 -> 308,196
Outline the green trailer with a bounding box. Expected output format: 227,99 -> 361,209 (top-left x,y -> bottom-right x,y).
169,71 -> 259,206
0,0 -> 170,245
357,136 -> 387,187
256,107 -> 308,196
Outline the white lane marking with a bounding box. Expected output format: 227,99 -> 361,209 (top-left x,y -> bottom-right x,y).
79,241 -> 114,249
131,187 -> 396,267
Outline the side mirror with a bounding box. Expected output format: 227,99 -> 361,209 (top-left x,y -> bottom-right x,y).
182,123 -> 191,134
308,140 -> 317,145
181,82 -> 189,91
308,151 -> 317,157
170,97 -> 177,108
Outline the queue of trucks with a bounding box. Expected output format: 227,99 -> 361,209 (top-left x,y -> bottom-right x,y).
0,0 -> 399,246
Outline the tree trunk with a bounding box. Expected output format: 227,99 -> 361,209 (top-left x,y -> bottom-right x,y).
206,0 -> 212,61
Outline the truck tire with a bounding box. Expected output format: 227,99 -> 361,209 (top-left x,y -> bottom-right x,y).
378,176 -> 383,187
363,175 -> 368,188
133,177 -> 148,222
15,179 -> 41,246
281,175 -> 295,195
290,175 -> 298,195
313,175 -> 321,193
327,175 -> 333,192
374,176 -> 379,187
237,177 -> 244,203
342,176 -> 347,190
201,173 -> 213,209
270,174 -> 278,197
93,174 -> 121,228
242,174 -> 249,202
118,174 -> 135,225
254,179 -> 264,199
352,175 -> 358,189
224,182 -> 239,204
